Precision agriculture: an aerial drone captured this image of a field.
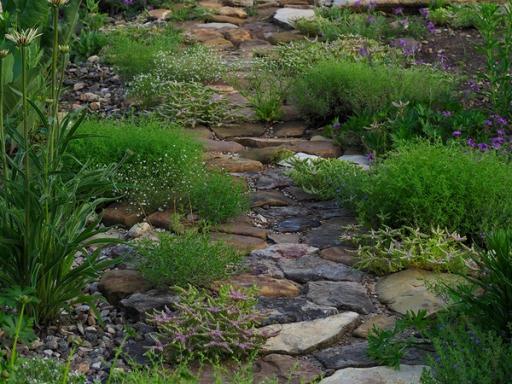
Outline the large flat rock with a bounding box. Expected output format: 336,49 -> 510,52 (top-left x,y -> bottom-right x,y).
376,268 -> 461,315
261,312 -> 359,355
306,281 -> 375,314
279,255 -> 363,283
210,232 -> 267,254
207,154 -> 264,173
212,122 -> 267,139
258,297 -> 338,325
273,8 -> 315,29
221,273 -> 301,298
318,365 -> 426,384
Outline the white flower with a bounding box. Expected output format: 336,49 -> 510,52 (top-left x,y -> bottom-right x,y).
5,28 -> 41,46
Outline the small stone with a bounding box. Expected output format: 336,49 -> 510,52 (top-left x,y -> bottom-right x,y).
146,210 -> 171,230
89,101 -> 101,111
223,0 -> 253,6
320,246 -> 357,265
73,82 -> 86,91
216,220 -> 268,239
273,121 -> 307,137
251,243 -> 318,260
261,312 -> 359,355
193,22 -> 239,30
101,203 -> 142,228
224,28 -> 253,45
201,138 -> 244,153
338,154 -> 370,170
98,270 -> 152,305
304,217 -> 357,249
250,191 -> 293,208
127,222 -> 152,239
79,92 -> 100,102
207,154 -> 263,173
148,8 -> 172,21
272,8 -> 315,29
218,6 -> 247,18
268,233 -> 301,244
315,342 -> 376,370
87,55 -> 100,63
120,290 -> 179,320
306,281 -> 375,314
353,315 -> 396,339
212,122 -> 267,139
203,37 -> 235,49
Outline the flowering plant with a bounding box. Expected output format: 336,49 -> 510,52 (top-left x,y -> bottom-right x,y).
149,285 -> 272,363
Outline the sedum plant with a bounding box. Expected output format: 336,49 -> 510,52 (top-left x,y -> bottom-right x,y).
0,3 -> 118,325
149,285 -> 270,363
342,225 -> 477,275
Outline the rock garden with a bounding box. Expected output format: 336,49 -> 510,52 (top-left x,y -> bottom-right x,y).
0,0 -> 512,383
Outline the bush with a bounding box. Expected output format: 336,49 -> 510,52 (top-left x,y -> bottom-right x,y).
288,158 -> 367,202
357,142 -> 512,236
420,320 -> 512,384
342,225 -> 476,275
149,285 -> 267,363
189,172 -> 249,224
104,26 -> 182,79
289,60 -> 454,122
428,5 -> 480,29
69,119 -> 203,210
136,232 -> 242,288
7,357 -> 85,384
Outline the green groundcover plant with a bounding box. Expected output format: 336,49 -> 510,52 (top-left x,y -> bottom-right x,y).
289,60 -> 454,123
357,142 -> 512,237
136,232 -> 242,288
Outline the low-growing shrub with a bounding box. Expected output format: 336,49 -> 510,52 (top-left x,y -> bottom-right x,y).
189,172 -> 249,224
342,225 -> 476,275
420,321 -> 512,384
136,232 -> 242,288
288,158 -> 367,203
149,285 -> 268,363
69,119 -> 203,210
290,60 -> 454,122
428,4 -> 480,29
6,357 -> 86,384
358,142 -> 512,236
104,26 -> 182,79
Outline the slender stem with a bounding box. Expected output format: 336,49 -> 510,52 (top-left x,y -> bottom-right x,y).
8,301 -> 26,370
0,57 -> 8,182
21,45 -> 30,269
50,5 -> 60,163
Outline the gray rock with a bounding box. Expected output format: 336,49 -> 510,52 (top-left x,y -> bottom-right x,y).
258,297 -> 338,325
120,289 -> 179,319
304,217 -> 357,249
251,243 -> 319,260
244,255 -> 284,278
338,155 -> 370,170
306,281 -> 375,314
276,217 -> 321,233
273,8 -> 315,29
194,22 -> 239,29
315,342 -> 376,370
318,364 -> 427,384
279,255 -> 363,283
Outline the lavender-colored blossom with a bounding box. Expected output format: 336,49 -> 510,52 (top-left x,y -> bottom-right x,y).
497,129 -> 506,136
399,18 -> 410,29
484,119 -> 493,127
427,21 -> 436,34
419,8 -> 429,18
367,0 -> 377,11
393,7 -> 404,15
441,110 -> 453,117
123,0 -> 134,5
332,120 -> 341,129
478,143 -> 489,151
452,130 -> 462,138
367,15 -> 376,24
174,332 -> 188,344
229,289 -> 248,301
491,136 -> 505,148
358,46 -> 370,57
209,329 -> 223,339
207,306 -> 221,313
494,115 -> 508,125
354,0 -> 362,6
467,80 -> 480,93
467,138 -> 477,147
367,152 -> 375,163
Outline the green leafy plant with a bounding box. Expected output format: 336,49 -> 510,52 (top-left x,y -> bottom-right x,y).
136,232 -> 242,288
428,4 -> 480,28
356,142 -> 512,237
288,158 -> 367,202
5,356 -> 86,384
341,225 -> 477,275
71,30 -> 107,62
149,285 -> 269,363
289,60 -> 454,122
420,320 -> 512,384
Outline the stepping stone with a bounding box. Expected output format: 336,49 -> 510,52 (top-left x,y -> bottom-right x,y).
251,243 -> 319,260
273,121 -> 307,138
353,314 -> 396,339
290,141 -> 341,158
281,105 -> 301,122
146,210 -> 171,230
201,138 -> 244,153
120,289 -> 179,320
193,22 -> 239,30
250,191 -> 293,208
147,8 -> 171,21
212,122 -> 267,139
209,14 -> 247,25
318,365 -> 426,384
338,154 -> 370,170
279,255 -> 363,283
98,270 -> 152,305
304,217 -> 357,249
276,217 -> 321,233
376,269 -> 461,315
203,37 -> 235,49
315,342 -> 376,370
272,8 -> 315,29
258,297 -> 338,325
240,147 -> 288,164
282,186 -> 315,202
218,6 -> 248,18
216,221 -> 268,239
224,28 -> 253,45
222,273 -> 301,298
261,312 -> 359,355
254,170 -> 292,190
236,137 -> 303,148
244,254 -> 285,278
207,154 -> 264,172
102,203 -> 143,228
255,206 -> 311,220
186,28 -> 225,42
268,233 -> 301,244
306,281 -> 375,314
224,0 -> 254,6
199,0 -> 223,9
210,232 -> 267,254
320,246 -> 357,266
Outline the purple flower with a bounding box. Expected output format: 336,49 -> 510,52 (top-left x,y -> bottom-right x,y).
467,80 -> 480,93
332,120 -> 341,129
441,110 -> 453,117
497,129 -> 506,136
207,306 -> 221,313
229,289 -> 248,301
358,46 -> 370,57
367,152 -> 375,163
174,332 -> 188,344
427,21 -> 436,34
467,138 -> 477,147
354,0 -> 362,6
393,7 -> 404,15
209,329 -> 223,339
478,143 -> 489,152
367,0 -> 377,11
452,130 -> 462,138
491,136 -> 505,148
367,15 -> 376,24
419,8 -> 429,18
123,0 -> 134,5
484,119 -> 493,127
495,115 -> 508,126
399,18 -> 410,29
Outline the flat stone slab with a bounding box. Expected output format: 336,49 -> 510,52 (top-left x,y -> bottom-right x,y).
254,169 -> 292,190
304,217 -> 357,249
210,232 -> 267,254
279,255 -> 363,283
201,138 -> 244,153
261,312 -> 359,355
236,138 -> 341,157
207,155 -> 264,173
318,365 -> 427,384
306,281 -> 375,314
258,297 -> 338,325
272,8 -> 315,29
376,268 -> 460,315
102,203 -> 143,228
223,273 -> 301,298
212,122 -> 267,139
320,246 -> 357,265
273,121 -> 306,137
338,154 -> 370,170
194,22 -> 239,29
276,217 -> 321,233
216,221 -> 268,239
251,191 -> 294,207
353,314 -> 396,338
251,243 -> 319,260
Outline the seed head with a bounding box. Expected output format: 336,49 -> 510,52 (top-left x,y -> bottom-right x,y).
5,28 -> 41,47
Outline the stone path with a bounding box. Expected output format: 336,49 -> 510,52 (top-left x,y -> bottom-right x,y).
97,1 -> 457,381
